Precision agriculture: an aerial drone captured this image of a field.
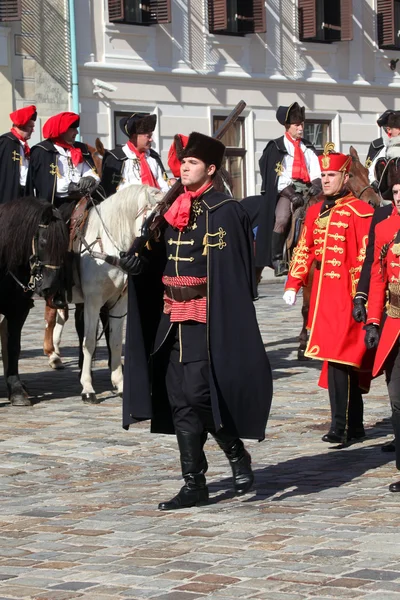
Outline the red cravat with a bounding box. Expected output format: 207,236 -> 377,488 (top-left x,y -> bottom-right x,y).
285,133 -> 310,183
53,138 -> 84,167
11,128 -> 30,158
164,182 -> 212,231
127,141 -> 159,189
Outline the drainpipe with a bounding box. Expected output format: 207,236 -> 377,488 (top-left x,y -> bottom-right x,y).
68,0 -> 80,140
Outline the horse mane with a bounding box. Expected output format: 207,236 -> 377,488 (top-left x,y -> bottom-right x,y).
88,184 -> 163,252
0,197 -> 68,271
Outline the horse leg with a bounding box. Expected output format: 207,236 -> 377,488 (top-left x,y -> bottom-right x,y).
0,315 -> 9,378
74,303 -> 85,373
80,300 -> 102,404
44,304 -> 65,370
108,297 -> 127,397
6,309 -> 32,406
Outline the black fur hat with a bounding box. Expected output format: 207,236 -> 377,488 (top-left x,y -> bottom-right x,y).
179,132 -> 225,170
276,102 -> 305,126
387,112 -> 400,129
378,157 -> 400,199
377,109 -> 395,128
119,113 -> 157,137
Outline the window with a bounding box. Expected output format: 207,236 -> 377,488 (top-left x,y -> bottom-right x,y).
0,0 -> 21,21
208,0 -> 266,36
377,0 -> 400,49
298,0 -> 353,43
213,116 -> 246,198
108,0 -> 171,25
303,120 -> 331,155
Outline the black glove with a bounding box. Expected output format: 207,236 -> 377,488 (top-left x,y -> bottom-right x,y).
292,193 -> 304,210
352,296 -> 367,323
363,323 -> 380,350
309,178 -> 322,197
68,176 -> 98,198
119,252 -> 148,276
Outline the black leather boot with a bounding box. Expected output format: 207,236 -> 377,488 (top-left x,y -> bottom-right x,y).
271,232 -> 288,277
212,430 -> 254,495
158,430 -> 209,511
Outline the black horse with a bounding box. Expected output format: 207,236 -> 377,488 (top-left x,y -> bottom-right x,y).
0,196 -> 68,406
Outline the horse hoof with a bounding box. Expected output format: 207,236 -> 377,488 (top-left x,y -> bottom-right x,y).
48,354 -> 64,370
10,392 -> 32,406
297,349 -> 311,361
82,393 -> 100,404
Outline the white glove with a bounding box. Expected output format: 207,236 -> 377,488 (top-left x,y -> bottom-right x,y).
283,290 -> 296,306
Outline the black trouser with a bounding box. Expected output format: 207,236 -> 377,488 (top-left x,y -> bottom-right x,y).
327,362 -> 364,433
385,342 -> 400,470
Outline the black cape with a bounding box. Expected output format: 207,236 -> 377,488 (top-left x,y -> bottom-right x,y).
366,137 -> 384,167
0,132 -> 23,204
101,146 -> 168,197
123,190 -> 273,440
257,135 -> 315,268
25,140 -> 97,203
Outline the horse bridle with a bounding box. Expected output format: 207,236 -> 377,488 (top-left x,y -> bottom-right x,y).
9,223 -> 62,293
356,184 -> 375,200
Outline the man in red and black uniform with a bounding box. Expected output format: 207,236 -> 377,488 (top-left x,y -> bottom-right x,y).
25,111 -> 101,210
0,105 -> 37,203
122,132 -> 273,510
364,166 -> 400,492
283,145 -> 373,444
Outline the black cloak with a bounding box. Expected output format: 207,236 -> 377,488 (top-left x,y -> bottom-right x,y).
0,132 -> 23,204
257,135 -> 315,269
123,190 -> 273,440
101,146 -> 168,197
365,138 -> 384,167
25,140 -> 97,203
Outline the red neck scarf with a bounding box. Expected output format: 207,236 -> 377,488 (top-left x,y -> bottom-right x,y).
285,132 -> 310,183
53,138 -> 84,167
11,128 -> 30,158
127,141 -> 159,189
164,182 -> 212,231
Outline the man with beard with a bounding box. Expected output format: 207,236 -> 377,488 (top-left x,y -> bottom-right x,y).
283,144 -> 373,444
0,105 -> 37,203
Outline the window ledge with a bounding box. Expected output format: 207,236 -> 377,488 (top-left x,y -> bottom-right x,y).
209,34 -> 251,48
105,22 -> 155,38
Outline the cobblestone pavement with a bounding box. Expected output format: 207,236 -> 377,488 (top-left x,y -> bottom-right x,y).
0,280 -> 399,600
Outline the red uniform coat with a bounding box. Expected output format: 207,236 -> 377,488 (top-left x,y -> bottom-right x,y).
367,210 -> 400,376
285,193 -> 373,368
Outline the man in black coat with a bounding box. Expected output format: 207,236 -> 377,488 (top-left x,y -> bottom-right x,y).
258,102 -> 321,277
0,105 -> 37,203
365,110 -> 395,186
101,112 -> 170,197
25,111 -> 101,209
122,132 -> 273,510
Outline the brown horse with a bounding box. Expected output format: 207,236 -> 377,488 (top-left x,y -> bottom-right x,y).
297,146 -> 380,360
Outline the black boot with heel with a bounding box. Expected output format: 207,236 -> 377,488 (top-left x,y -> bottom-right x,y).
212,430 -> 254,495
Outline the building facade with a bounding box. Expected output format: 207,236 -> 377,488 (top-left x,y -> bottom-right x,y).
3,0 -> 400,196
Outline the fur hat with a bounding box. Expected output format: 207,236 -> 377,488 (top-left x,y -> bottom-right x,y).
276,102 -> 305,126
119,113 -> 157,137
377,156 -> 400,199
179,132 -> 225,170
387,112 -> 400,129
377,109 -> 395,128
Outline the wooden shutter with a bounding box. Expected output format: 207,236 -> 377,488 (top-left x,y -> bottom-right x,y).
208,0 -> 228,33
377,0 -> 395,48
298,0 -> 316,40
0,0 -> 21,21
150,0 -> 171,24
108,0 -> 124,22
253,0 -> 266,33
340,0 -> 353,40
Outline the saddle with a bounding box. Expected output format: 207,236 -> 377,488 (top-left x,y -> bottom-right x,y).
68,197 -> 90,252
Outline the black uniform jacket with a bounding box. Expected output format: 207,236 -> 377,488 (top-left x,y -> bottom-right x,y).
0,132 -> 23,203
356,203 -> 392,299
257,135 -> 316,268
101,146 -> 168,197
25,140 -> 97,203
122,189 -> 273,440
365,137 -> 384,167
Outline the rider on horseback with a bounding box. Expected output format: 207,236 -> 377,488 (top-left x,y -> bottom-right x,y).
258,102 -> 321,277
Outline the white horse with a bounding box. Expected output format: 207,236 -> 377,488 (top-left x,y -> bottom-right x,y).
45,184 -> 164,403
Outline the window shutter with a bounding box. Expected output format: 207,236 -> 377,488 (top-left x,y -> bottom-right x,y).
377,0 -> 395,48
150,0 -> 171,24
208,0 -> 228,33
298,0 -> 316,40
108,0 -> 125,22
0,0 -> 21,21
253,0 -> 266,33
340,0 -> 353,41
